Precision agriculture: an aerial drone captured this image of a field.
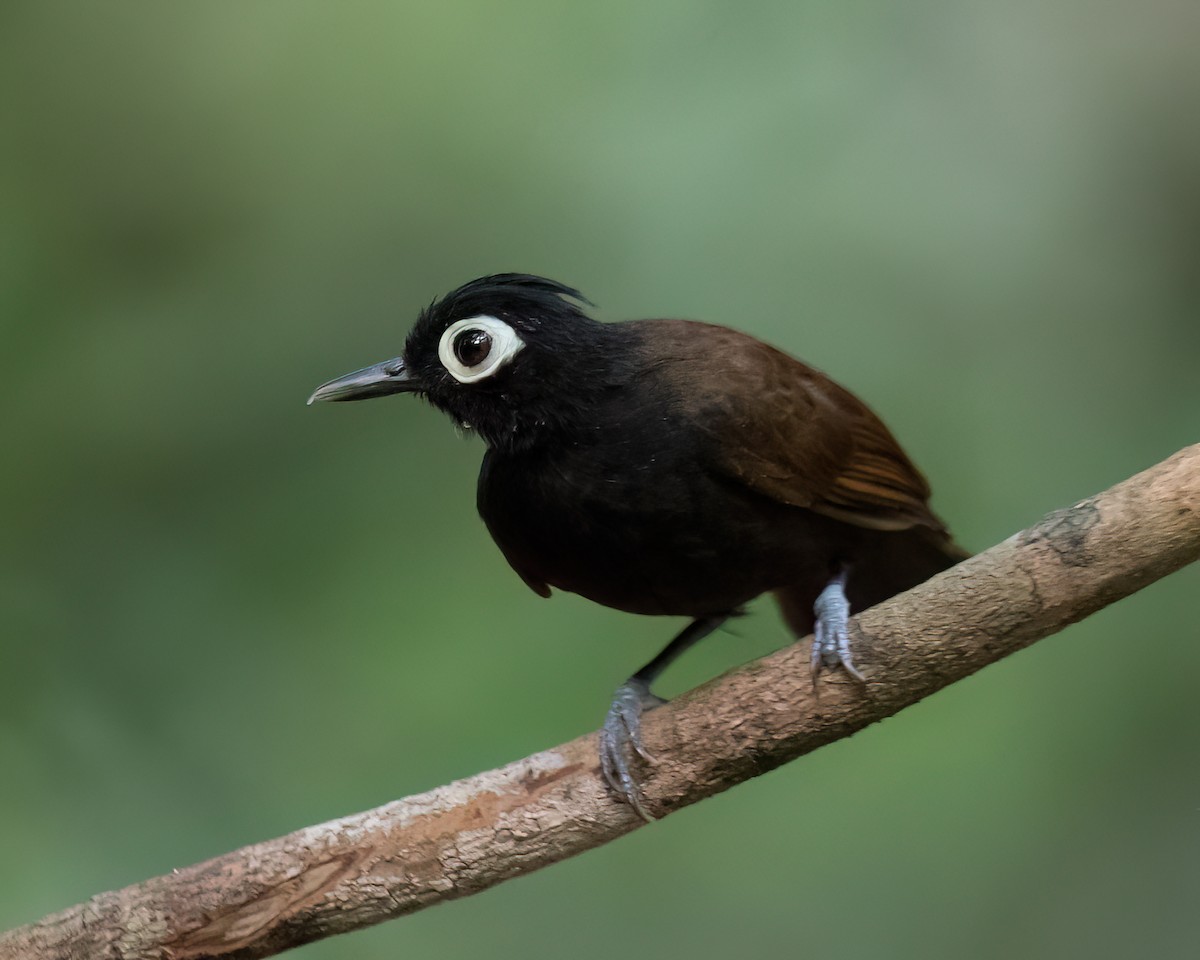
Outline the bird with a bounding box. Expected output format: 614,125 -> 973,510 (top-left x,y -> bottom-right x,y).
308,274 -> 967,820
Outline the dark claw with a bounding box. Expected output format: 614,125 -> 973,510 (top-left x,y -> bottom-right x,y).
598,678 -> 664,822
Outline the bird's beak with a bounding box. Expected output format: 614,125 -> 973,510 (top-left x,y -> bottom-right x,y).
307,357 -> 419,405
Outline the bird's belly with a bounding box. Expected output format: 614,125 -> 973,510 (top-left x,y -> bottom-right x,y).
479,454 -> 834,617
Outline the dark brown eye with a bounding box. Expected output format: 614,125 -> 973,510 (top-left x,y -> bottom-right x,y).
453,329 -> 492,367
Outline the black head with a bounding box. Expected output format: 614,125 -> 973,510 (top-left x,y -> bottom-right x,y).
308,274 -> 627,449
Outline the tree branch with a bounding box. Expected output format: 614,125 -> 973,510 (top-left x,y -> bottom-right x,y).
5,445 -> 1198,960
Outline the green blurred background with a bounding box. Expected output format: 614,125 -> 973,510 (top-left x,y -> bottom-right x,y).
2,1 -> 1198,957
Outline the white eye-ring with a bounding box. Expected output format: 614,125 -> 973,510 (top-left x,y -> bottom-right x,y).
437,316 -> 525,384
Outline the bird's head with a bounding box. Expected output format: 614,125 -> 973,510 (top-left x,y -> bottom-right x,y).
308,274 -> 620,449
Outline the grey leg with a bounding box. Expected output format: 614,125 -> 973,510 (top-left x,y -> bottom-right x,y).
599,614 -> 731,821
811,570 -> 866,682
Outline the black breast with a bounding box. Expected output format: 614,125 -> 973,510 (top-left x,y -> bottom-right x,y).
475,384 -> 839,617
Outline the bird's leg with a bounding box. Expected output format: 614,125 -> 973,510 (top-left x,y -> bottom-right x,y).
599,613 -> 730,821
811,569 -> 866,683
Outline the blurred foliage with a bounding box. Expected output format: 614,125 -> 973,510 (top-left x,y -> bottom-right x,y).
1,2 -> 1198,958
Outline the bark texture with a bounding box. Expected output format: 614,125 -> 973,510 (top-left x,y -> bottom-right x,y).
4,445 -> 1198,960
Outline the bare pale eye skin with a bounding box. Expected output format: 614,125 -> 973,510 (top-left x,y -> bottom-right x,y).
437,316 -> 526,383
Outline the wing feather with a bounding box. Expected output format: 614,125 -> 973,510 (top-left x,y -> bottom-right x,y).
647,320 -> 948,535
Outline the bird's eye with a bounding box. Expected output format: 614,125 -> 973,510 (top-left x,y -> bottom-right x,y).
438,316 -> 525,383
453,329 -> 492,367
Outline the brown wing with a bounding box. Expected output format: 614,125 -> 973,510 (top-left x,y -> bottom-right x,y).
647,320 -> 948,535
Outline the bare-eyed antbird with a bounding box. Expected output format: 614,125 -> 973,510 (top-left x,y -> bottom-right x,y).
309,274 -> 966,819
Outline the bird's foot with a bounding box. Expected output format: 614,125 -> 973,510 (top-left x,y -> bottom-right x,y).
599,677 -> 666,822
812,571 -> 866,684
